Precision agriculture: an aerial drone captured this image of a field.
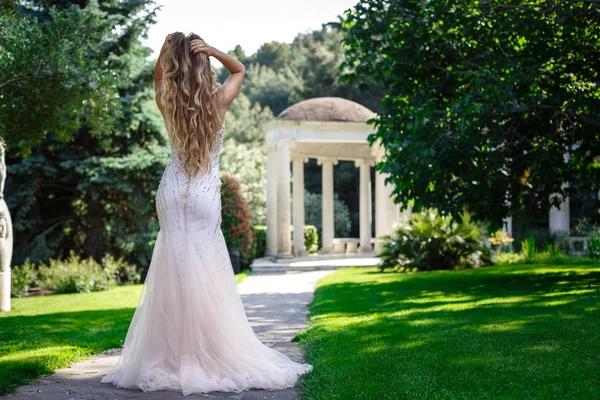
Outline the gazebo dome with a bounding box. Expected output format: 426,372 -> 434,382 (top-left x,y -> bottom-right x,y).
276,97 -> 375,122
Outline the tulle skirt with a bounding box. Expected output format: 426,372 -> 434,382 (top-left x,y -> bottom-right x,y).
101,163 -> 312,395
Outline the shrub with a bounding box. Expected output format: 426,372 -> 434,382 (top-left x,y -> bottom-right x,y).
102,254 -> 140,284
221,175 -> 254,262
250,225 -> 267,259
379,209 -> 492,272
521,233 -> 537,261
11,259 -> 37,298
304,225 -> 319,253
493,252 -> 526,265
249,224 -> 319,260
588,227 -> 600,259
37,251 -> 118,294
10,252 -> 137,297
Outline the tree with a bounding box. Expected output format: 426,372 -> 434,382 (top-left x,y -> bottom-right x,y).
4,0 -> 165,269
290,23 -> 383,112
219,92 -> 273,225
0,0 -> 125,311
243,63 -> 304,115
0,1 -> 118,155
251,42 -> 292,71
342,0 -> 600,227
304,191 -> 352,238
220,140 -> 267,225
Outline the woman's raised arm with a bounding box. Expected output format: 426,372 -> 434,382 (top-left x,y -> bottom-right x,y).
190,39 -> 245,108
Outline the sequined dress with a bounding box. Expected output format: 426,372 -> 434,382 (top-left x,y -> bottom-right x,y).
100,123 -> 313,395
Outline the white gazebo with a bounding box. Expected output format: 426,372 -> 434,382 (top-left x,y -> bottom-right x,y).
254,97 -> 409,271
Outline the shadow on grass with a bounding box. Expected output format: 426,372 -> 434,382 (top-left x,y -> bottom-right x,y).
298,265 -> 600,400
0,308 -> 136,396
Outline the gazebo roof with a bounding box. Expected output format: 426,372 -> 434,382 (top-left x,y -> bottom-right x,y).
276,97 -> 375,123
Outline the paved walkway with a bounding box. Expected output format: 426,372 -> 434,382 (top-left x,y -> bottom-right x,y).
2,270 -> 335,400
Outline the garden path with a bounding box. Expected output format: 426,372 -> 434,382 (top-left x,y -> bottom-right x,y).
2,270 -> 334,400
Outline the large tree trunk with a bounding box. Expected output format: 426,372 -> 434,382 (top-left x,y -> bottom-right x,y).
83,199 -> 104,262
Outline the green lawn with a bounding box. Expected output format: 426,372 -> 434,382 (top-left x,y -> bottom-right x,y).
0,269 -> 250,395
296,264 -> 600,400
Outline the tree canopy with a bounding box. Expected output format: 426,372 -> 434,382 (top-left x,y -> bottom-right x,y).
0,1 -> 119,156
342,0 -> 600,226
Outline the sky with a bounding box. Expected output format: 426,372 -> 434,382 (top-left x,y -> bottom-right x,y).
143,0 -> 358,67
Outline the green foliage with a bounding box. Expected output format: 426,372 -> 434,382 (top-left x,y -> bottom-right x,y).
304,191 -> 351,239
493,251 -> 526,265
250,225 -> 267,260
244,63 -> 304,115
223,92 -> 274,144
10,259 -> 37,298
304,225 -> 319,254
0,1 -> 119,156
521,233 -> 538,261
249,224 -> 318,260
4,0 -> 164,269
342,0 -> 600,226
220,175 -> 254,261
588,227 -> 600,259
494,250 -> 598,266
37,251 -> 118,294
220,138 -> 267,225
11,252 -> 136,297
378,209 -> 492,271
103,254 -> 141,284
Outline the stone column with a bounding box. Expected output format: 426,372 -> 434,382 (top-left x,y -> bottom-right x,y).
375,168 -> 388,253
356,159 -> 373,253
264,143 -> 278,257
292,154 -> 307,256
549,186 -> 570,235
276,140 -> 293,258
374,168 -> 407,252
317,157 -> 337,253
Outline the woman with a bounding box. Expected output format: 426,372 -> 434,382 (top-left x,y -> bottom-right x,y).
101,32 -> 313,396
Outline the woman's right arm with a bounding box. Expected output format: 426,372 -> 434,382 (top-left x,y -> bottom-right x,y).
190,39 -> 245,108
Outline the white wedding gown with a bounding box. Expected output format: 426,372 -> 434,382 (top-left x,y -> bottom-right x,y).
101,123 -> 313,395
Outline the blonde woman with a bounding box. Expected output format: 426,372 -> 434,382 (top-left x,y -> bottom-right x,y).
101,32 -> 312,396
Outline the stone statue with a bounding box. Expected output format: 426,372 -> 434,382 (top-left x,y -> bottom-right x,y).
0,137 -> 13,312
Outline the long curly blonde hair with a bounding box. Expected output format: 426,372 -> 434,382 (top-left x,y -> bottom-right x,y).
160,32 -> 223,177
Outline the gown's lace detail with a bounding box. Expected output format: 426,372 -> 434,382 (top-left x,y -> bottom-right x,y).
101,123 -> 312,396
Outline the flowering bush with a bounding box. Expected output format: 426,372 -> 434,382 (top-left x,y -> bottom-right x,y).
220,175 -> 253,261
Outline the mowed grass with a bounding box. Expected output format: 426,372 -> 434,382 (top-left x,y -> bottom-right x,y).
296,264 -> 600,400
0,269 -> 250,395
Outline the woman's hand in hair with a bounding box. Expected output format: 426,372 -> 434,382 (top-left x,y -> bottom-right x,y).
190,39 -> 215,57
